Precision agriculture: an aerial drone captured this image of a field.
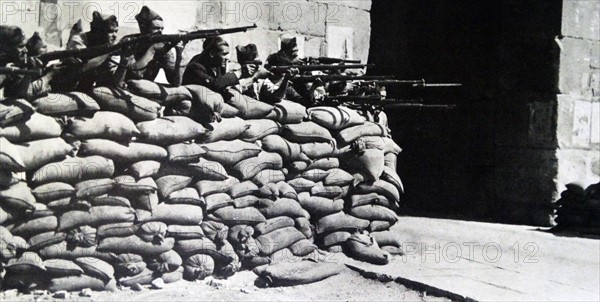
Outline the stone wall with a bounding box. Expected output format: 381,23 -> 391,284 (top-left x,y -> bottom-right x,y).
1,0 -> 371,72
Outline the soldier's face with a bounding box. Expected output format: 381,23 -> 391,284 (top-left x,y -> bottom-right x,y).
107,25 -> 118,44
147,20 -> 164,35
4,41 -> 28,65
214,45 -> 230,68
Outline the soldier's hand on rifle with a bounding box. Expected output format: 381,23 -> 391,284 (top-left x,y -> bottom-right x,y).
174,41 -> 186,53
285,67 -> 299,78
252,67 -> 272,81
119,36 -> 136,59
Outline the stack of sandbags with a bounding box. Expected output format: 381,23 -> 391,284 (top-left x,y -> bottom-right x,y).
1,80 -> 407,291
553,182 -> 600,235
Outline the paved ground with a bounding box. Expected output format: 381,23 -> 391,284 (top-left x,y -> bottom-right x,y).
342,216 -> 600,301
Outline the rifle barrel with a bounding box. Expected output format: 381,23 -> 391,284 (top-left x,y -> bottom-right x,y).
294,75 -> 394,82
267,64 -> 373,72
0,67 -> 43,76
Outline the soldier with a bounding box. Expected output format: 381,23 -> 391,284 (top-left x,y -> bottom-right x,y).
235,43 -> 271,99
126,6 -> 185,86
0,26 -> 58,99
26,32 -> 48,56
278,36 -> 300,63
55,11 -> 130,91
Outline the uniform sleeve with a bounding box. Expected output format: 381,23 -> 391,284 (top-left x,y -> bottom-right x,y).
182,62 -> 239,92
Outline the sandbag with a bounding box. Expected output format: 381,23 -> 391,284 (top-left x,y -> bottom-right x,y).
201,140 -> 262,167
119,267 -> 183,286
253,259 -> 343,287
125,160 -> 161,179
258,183 -> 279,200
91,87 -> 160,122
203,116 -> 250,143
79,139 -> 167,164
210,206 -> 266,225
32,92 -> 100,116
0,181 -> 36,211
315,212 -> 370,234
74,257 -> 114,282
156,175 -> 194,199
295,217 -> 313,239
205,192 -> 234,211
147,250 -> 182,273
256,226 -> 305,255
369,220 -> 393,232
298,192 -> 343,218
165,187 -> 204,206
64,225 -> 97,248
74,178 -> 115,199
283,121 -> 333,144
185,84 -> 225,124
344,231 -> 389,265
225,88 -> 274,119
58,206 -> 136,231
323,168 -> 355,186
32,182 -> 74,202
15,138 -> 74,171
0,169 -> 20,188
0,136 -> 26,171
221,103 -> 240,118
258,198 -> 306,219
143,204 -> 204,225
307,105 -> 365,130
261,135 -> 311,162
383,137 -> 402,155
39,242 -> 114,262
240,119 -> 281,142
310,183 -> 343,199
300,142 -> 337,159
350,205 -> 398,223
66,111 -> 140,141
356,179 -> 400,205
195,177 -> 239,197
200,221 -> 228,243
350,193 -> 391,208
136,221 -> 167,243
322,231 -> 351,247
287,178 -> 316,193
97,235 -> 175,257
188,158 -> 228,180
289,239 -> 317,257
307,158 -> 339,170
252,169 -> 286,187
294,169 -> 329,182
336,121 -> 388,146
382,166 -> 404,194
384,152 -> 398,171
254,217 -> 296,236
43,259 -> 84,277
129,190 -> 158,211
266,100 -> 307,124
233,195 -> 259,208
276,181 -> 298,200
31,156 -> 115,185
137,116 -> 209,145
127,79 -> 192,105
114,253 -> 146,277
48,275 -> 116,293
113,176 -> 156,196
230,151 -> 283,180
0,112 -> 63,143
11,216 -> 58,238
167,142 -> 207,163
97,222 -> 138,239
167,225 -> 205,240
183,254 -> 214,280
288,161 -> 308,173
27,232 -> 66,251
0,98 -> 34,126
228,181 -> 259,199
371,231 -> 402,248
4,252 -> 46,275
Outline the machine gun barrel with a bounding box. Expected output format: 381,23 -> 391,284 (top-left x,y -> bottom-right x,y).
0,67 -> 43,76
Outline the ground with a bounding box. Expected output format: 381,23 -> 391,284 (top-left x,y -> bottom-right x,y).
1,268 -> 451,302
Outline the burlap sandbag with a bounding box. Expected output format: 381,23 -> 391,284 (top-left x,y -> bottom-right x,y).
209,206 -> 266,225
167,142 -> 207,163
381,166 -> 404,194
350,205 -> 399,223
183,254 -> 215,280
276,181 -> 298,200
233,195 -> 259,208
289,239 -> 317,257
32,156 -> 115,185
265,100 -> 307,124
0,169 -> 20,189
254,217 -> 295,236
256,226 -> 305,255
230,151 -> 283,180
0,136 -> 26,171
221,103 -> 240,118
300,141 -> 338,160
113,175 -> 156,196
336,122 -> 388,146
0,181 -> 36,211
202,116 -> 250,143
38,242 -> 114,262
48,275 -> 117,293
43,259 -> 84,278
315,212 -> 370,234
79,139 -> 167,164
252,169 -> 286,187
0,98 -> 34,127
125,160 -> 161,179
307,158 -> 339,170
240,119 -> 282,142
287,178 -> 316,193
323,168 -> 355,186
118,267 -> 183,286
322,231 -> 352,247
0,112 -> 63,143
31,182 -> 73,202
66,111 -> 140,141
97,235 -> 175,257
195,177 -> 239,197
185,84 -> 225,124
295,217 -> 313,239
355,179 -> 400,205
200,140 -> 262,167
253,259 -> 343,287
344,231 -> 389,265
91,87 -> 160,122
156,175 -> 194,199
147,250 -> 182,273
283,121 -> 333,144
383,137 -> 402,155
307,105 -> 365,130
97,222 -> 139,239
167,225 -> 206,240
136,221 -> 167,243
384,152 -> 398,171
142,203 -> 204,225
15,138 -> 74,171
165,187 -> 204,206
228,181 -> 259,199
137,116 -> 209,145
298,192 -> 343,218
371,231 -> 402,248
74,257 -> 114,282
258,198 -> 306,219
261,135 -> 311,163
74,178 -> 115,199
11,216 -> 58,238
349,193 -> 391,208
32,92 -> 100,116
369,220 -> 393,232
205,192 -> 234,212
258,183 -> 279,201
27,232 -> 66,251
127,79 -> 192,105
225,88 -> 274,119
114,253 -> 146,277
58,205 -> 136,231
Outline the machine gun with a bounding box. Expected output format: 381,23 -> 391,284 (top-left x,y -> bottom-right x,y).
300,57 -> 362,64
362,79 -> 462,88
0,66 -> 43,76
293,75 -> 395,82
265,64 -> 373,73
321,95 -> 456,110
34,24 -> 258,63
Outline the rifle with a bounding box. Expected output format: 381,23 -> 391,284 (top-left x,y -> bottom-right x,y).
0,66 -> 43,76
35,24 -> 257,63
301,57 -> 362,64
266,64 -> 373,73
293,75 -> 395,82
322,95 -> 456,109
360,79 -> 462,88
240,60 -> 263,66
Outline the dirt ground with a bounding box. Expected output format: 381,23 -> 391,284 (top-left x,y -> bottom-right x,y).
1,268 -> 451,302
